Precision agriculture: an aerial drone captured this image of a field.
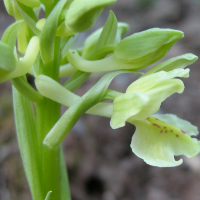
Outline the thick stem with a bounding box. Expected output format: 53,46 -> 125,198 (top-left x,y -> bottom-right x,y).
36,37 -> 70,199
36,97 -> 61,200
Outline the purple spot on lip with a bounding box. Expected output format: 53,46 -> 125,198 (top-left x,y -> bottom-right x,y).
181,130 -> 186,134
153,124 -> 160,128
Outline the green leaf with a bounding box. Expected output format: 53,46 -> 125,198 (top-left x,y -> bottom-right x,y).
14,0 -> 40,35
65,0 -> 116,33
82,28 -> 103,59
40,0 -> 68,63
63,71 -> 90,91
42,70 -> 130,148
82,22 -> 128,59
0,42 -> 16,79
60,148 -> 71,200
114,28 -> 183,65
61,34 -> 78,57
60,36 -> 71,49
130,116 -> 200,167
1,20 -> 22,49
13,87 -> 43,199
88,10 -> 118,59
141,53 -> 198,77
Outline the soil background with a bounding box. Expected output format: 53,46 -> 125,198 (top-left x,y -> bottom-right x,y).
1,0 -> 200,200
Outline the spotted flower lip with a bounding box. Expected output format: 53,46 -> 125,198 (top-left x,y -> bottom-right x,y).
109,68 -> 200,167
130,115 -> 200,167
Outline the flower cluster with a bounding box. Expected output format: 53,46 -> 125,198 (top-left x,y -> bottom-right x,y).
2,0 -> 200,170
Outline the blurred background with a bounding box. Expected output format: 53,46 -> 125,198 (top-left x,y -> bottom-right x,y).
1,0 -> 200,199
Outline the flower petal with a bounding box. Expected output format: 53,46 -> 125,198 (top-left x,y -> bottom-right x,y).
141,53 -> 197,77
126,68 -> 189,93
154,114 -> 198,136
110,92 -> 149,129
129,79 -> 184,120
130,117 -> 200,167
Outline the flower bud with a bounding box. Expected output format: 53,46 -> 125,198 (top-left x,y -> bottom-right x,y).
0,36 -> 40,82
65,0 -> 116,33
114,28 -> 184,67
67,28 -> 184,72
17,0 -> 40,8
3,0 -> 21,19
0,42 -> 16,80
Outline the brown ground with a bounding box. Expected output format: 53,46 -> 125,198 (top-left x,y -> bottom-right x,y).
1,0 -> 200,200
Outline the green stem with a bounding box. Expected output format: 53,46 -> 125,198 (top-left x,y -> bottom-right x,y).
36,37 -> 70,199
36,97 -> 61,200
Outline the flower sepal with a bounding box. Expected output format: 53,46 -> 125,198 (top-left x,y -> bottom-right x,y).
114,28 -> 184,66
110,69 -> 188,129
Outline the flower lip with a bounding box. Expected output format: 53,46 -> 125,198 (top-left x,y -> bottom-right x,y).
130,115 -> 200,167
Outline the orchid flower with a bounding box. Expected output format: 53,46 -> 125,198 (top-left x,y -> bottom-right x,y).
110,68 -> 200,167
